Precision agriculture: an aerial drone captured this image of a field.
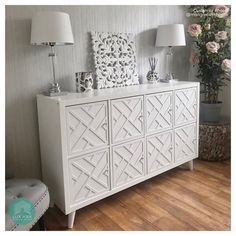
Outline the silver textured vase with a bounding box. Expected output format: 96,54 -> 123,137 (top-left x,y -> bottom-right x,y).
75,72 -> 94,92
146,70 -> 160,83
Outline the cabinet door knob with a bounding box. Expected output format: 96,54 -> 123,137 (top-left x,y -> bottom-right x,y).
102,122 -> 108,129
139,115 -> 143,121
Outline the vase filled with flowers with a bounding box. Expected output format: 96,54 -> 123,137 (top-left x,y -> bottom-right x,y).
187,5 -> 231,122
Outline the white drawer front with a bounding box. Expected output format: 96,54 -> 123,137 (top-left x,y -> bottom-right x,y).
66,101 -> 108,155
112,139 -> 144,188
147,131 -> 173,174
175,87 -> 197,126
68,149 -> 110,204
175,123 -> 197,162
111,96 -> 144,143
146,91 -> 173,134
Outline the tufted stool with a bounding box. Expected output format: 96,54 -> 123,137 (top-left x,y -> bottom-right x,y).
5,179 -> 50,231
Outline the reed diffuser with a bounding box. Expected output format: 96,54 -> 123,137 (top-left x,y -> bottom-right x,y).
146,57 -> 160,83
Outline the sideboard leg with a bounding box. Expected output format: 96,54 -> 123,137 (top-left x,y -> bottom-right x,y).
68,211 -> 76,229
188,160 -> 194,171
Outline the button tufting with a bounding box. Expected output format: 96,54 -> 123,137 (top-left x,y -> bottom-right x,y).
5,178 -> 50,231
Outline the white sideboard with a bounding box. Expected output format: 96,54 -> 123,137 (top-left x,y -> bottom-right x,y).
37,81 -> 200,228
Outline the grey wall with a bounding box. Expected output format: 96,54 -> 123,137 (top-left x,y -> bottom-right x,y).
5,5 -> 230,179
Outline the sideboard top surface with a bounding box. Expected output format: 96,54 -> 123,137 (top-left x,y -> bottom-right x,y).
37,81 -> 199,106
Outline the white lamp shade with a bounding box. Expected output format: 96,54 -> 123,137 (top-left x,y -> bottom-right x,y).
155,24 -> 186,47
31,11 -> 74,45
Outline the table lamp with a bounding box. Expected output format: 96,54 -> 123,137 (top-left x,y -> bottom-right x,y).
155,24 -> 186,82
31,11 -> 74,96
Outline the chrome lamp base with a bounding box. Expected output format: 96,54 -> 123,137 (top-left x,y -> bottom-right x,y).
45,45 -> 68,97
50,82 -> 61,93
160,46 -> 179,83
48,91 -> 68,97
44,83 -> 67,97
160,73 -> 175,83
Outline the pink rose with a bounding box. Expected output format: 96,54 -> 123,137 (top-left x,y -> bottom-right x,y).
206,41 -> 220,53
190,51 -> 200,65
214,5 -> 230,18
188,24 -> 202,37
215,31 -> 227,42
221,59 -> 231,72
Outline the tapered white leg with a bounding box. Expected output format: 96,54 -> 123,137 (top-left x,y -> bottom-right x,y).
188,160 -> 194,171
68,211 -> 76,229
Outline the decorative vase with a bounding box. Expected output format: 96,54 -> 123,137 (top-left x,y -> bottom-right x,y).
201,102 -> 222,123
146,57 -> 160,83
75,72 -> 94,92
147,70 -> 160,83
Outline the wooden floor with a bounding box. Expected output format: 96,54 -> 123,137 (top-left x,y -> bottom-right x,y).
44,159 -> 231,231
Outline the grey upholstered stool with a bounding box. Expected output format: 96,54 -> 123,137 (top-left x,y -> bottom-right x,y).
5,179 -> 50,231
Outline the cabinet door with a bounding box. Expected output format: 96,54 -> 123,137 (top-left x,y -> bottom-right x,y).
146,91 -> 173,134
147,131 -> 173,174
175,123 -> 197,162
68,149 -> 110,204
66,101 -> 108,155
111,96 -> 144,143
112,139 -> 144,188
175,87 -> 197,126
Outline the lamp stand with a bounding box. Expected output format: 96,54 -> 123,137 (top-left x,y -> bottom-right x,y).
47,44 -> 67,96
160,46 -> 176,83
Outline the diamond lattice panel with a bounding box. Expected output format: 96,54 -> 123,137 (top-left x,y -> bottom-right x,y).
146,92 -> 173,134
66,102 -> 108,155
113,140 -> 144,188
175,88 -> 197,126
69,149 -> 110,204
147,131 -> 173,174
111,96 -> 143,143
175,123 -> 197,162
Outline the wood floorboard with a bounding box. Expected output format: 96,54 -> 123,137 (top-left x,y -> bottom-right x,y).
95,196 -> 159,230
134,181 -> 211,230
114,187 -> 195,230
44,159 -> 231,231
163,184 -> 230,226
136,180 -> 230,230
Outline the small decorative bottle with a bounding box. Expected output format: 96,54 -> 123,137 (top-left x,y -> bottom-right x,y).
146,57 -> 160,83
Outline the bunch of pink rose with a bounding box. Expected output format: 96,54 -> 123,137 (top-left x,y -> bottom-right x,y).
187,5 -> 231,103
188,5 -> 231,73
